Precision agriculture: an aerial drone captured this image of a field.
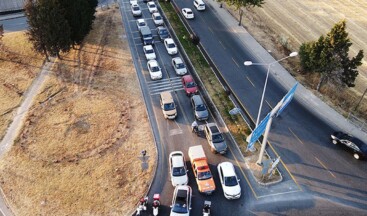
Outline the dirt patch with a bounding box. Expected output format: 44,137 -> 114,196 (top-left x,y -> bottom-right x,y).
0,32 -> 44,140
0,6 -> 156,216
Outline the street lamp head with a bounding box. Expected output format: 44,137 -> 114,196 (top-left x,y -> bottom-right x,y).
244,61 -> 253,66
289,52 -> 298,57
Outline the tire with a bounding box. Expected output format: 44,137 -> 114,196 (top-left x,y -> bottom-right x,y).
332,140 -> 338,145
353,153 -> 360,160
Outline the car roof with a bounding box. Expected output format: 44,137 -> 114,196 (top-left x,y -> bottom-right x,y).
219,162 -> 236,177
160,91 -> 174,104
153,12 -> 160,16
148,2 -> 155,5
137,19 -> 145,22
157,26 -> 166,30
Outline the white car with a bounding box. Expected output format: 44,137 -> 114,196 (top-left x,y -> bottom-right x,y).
130,0 -> 137,5
136,19 -> 147,31
147,2 -> 158,13
147,60 -> 162,80
164,38 -> 178,55
143,45 -> 156,60
172,57 -> 187,75
182,8 -> 194,19
170,185 -> 192,216
217,162 -> 241,199
193,0 -> 205,11
169,151 -> 188,186
131,4 -> 142,17
152,12 -> 164,26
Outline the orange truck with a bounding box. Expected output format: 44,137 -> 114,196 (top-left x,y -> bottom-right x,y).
188,145 -> 216,195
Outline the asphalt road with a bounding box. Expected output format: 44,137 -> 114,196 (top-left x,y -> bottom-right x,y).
0,14 -> 27,32
171,0 -> 367,214
119,0 -> 367,215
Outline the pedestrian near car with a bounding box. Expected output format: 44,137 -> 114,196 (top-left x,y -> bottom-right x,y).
191,120 -> 198,132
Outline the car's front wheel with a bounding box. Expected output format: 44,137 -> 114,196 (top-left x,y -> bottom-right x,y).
332,139 -> 338,145
353,153 -> 360,160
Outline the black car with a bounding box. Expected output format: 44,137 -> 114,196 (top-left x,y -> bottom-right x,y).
330,131 -> 367,160
157,26 -> 170,41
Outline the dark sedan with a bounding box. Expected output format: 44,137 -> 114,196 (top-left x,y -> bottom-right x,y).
157,26 -> 170,41
330,131 -> 367,160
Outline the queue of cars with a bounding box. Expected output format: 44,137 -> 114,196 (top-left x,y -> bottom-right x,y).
129,0 -> 240,215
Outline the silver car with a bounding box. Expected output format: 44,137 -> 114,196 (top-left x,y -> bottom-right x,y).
190,95 -> 208,121
172,57 -> 187,75
204,123 -> 227,154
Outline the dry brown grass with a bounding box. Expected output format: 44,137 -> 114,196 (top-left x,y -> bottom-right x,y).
0,32 -> 44,140
0,7 -> 155,216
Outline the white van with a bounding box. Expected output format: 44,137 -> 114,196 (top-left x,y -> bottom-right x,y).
193,0 -> 205,11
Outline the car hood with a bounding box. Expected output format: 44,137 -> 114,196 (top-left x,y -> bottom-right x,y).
223,184 -> 241,197
212,141 -> 227,152
198,178 -> 215,192
172,175 -> 188,186
195,110 -> 208,119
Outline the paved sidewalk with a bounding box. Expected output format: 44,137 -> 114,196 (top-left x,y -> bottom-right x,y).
0,12 -> 24,21
206,0 -> 366,142
0,58 -> 53,216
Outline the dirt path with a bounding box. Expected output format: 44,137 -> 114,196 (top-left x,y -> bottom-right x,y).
0,59 -> 54,157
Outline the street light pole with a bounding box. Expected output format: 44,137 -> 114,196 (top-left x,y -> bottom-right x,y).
244,52 -> 298,127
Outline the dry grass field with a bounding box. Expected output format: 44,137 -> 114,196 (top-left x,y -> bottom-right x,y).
0,32 -> 44,140
243,0 -> 367,92
0,7 -> 156,216
229,0 -> 367,119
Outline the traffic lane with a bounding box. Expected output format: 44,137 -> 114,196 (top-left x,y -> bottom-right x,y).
150,90 -> 252,216
0,16 -> 27,32
173,0 -> 367,209
174,0 -> 367,183
265,96 -> 367,208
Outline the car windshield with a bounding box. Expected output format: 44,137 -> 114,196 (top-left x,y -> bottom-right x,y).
143,34 -> 152,39
186,82 -> 196,88
149,4 -> 155,8
133,6 -> 139,11
172,166 -> 186,176
145,48 -> 153,54
139,22 -> 145,27
187,11 -> 193,14
197,171 -> 212,180
155,15 -> 162,20
163,102 -> 175,111
196,104 -> 206,111
151,66 -> 159,72
159,29 -> 168,35
172,196 -> 188,213
176,63 -> 185,69
212,134 -> 224,143
168,43 -> 176,48
224,176 -> 238,187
